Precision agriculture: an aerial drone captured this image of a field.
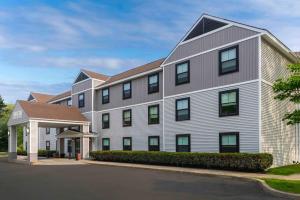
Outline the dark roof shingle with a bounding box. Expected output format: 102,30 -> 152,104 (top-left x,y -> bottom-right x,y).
47,91 -> 71,103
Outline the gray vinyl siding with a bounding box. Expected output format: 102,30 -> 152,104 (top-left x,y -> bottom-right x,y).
95,71 -> 163,111
260,38 -> 297,166
72,79 -> 92,94
38,128 -> 57,151
95,102 -> 163,150
164,38 -> 259,96
54,98 -> 71,106
7,102 -> 29,126
165,26 -> 259,64
72,89 -> 92,113
164,81 -> 259,152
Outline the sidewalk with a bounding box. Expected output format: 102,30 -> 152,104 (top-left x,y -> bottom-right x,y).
82,159 -> 300,181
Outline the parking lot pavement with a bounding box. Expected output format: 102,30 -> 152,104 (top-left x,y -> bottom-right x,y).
0,158 -> 293,200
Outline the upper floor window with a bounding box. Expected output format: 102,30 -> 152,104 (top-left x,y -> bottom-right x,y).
123,109 -> 132,127
78,93 -> 85,108
219,89 -> 239,117
102,113 -> 110,129
123,81 -> 131,99
67,99 -> 72,106
176,61 -> 190,85
148,104 -> 159,124
46,128 -> 50,135
219,46 -> 239,75
148,73 -> 159,94
176,97 -> 190,121
102,88 -> 109,104
219,132 -> 239,153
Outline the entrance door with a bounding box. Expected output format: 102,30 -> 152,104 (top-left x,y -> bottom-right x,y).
67,140 -> 72,156
75,138 -> 80,154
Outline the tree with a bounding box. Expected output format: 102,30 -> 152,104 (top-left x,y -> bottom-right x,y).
0,95 -> 5,118
0,104 -> 13,151
273,63 -> 300,125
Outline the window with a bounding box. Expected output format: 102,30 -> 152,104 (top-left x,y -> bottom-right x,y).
78,93 -> 85,108
219,46 -> 239,75
102,138 -> 110,151
148,73 -> 159,94
148,136 -> 160,151
176,134 -> 190,152
102,88 -> 109,104
123,109 -> 132,127
219,89 -> 239,117
148,105 -> 159,124
46,141 -> 50,151
123,81 -> 131,99
176,98 -> 190,121
67,99 -> 72,106
219,132 -> 239,153
176,61 -> 190,85
123,137 -> 132,151
102,113 -> 110,129
46,128 -> 50,135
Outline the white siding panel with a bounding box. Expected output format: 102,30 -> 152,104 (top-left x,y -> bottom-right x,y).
164,81 -> 259,152
95,102 -> 163,150
261,39 -> 297,166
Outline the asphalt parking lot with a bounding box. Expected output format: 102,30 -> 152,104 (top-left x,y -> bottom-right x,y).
0,158 -> 293,200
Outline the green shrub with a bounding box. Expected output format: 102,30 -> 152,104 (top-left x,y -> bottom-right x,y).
17,149 -> 27,156
90,151 -> 273,172
38,150 -> 57,157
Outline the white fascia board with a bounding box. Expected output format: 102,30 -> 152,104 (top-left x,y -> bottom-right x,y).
94,67 -> 162,90
30,118 -> 91,125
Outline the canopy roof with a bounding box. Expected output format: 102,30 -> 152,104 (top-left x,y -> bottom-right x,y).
56,130 -> 96,138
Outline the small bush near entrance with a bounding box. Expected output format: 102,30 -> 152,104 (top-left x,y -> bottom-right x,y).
17,150 -> 58,157
90,151 -> 273,172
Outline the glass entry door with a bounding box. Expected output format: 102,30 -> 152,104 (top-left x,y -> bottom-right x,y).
75,138 -> 80,154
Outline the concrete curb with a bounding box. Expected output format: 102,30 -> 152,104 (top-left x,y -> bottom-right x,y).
83,160 -> 300,199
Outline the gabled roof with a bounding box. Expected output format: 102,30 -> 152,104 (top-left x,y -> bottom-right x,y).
162,13 -> 298,66
47,91 -> 71,103
18,100 -> 88,122
98,58 -> 165,88
81,69 -> 110,81
28,92 -> 54,103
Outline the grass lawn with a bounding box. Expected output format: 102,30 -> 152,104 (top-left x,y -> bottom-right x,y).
267,164 -> 300,175
264,179 -> 300,194
0,152 -> 7,157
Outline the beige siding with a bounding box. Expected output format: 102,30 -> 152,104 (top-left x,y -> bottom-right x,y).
261,39 -> 297,166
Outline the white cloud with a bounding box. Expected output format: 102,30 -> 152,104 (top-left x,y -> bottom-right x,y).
41,57 -> 143,70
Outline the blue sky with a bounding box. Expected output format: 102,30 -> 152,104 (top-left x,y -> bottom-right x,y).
0,0 -> 299,103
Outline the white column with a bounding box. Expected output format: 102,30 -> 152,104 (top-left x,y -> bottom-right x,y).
82,123 -> 89,133
80,137 -> 89,159
28,121 -> 39,163
8,126 -> 17,161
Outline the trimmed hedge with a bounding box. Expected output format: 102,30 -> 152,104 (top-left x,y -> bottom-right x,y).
17,150 -> 58,157
90,151 -> 273,172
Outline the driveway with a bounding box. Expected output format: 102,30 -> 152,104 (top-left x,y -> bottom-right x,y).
0,158 -> 293,200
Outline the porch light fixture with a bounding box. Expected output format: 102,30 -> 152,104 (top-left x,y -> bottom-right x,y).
7,130 -> 10,136
26,127 -> 30,134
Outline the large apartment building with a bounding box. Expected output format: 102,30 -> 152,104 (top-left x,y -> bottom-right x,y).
8,14 -> 299,166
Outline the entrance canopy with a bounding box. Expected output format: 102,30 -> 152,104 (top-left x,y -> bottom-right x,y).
57,130 -> 97,139
7,100 -> 92,164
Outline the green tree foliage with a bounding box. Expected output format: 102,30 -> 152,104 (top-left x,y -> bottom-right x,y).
0,96 -> 5,118
0,104 -> 14,151
273,63 -> 300,125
